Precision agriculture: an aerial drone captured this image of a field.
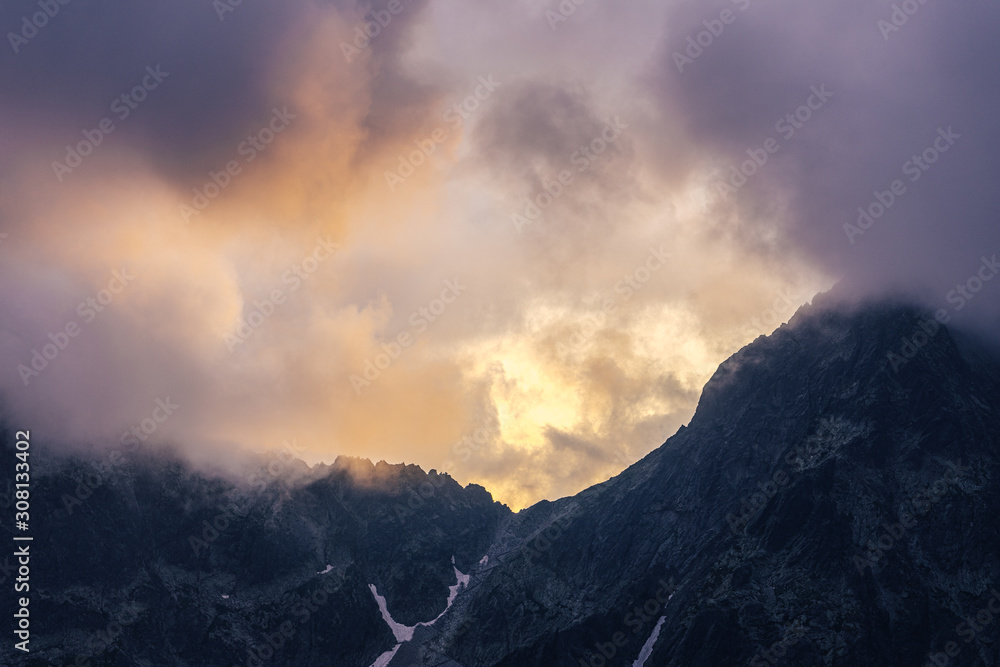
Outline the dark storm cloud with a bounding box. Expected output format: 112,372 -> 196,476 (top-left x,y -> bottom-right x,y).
0,0 -> 439,186
2,0 -> 997,509
651,0 -> 1000,331
470,80 -> 641,272
349,0 -> 445,166
473,81 -> 634,191
2,1 -> 293,173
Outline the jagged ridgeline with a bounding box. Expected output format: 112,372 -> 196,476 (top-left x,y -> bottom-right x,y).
2,296 -> 1000,666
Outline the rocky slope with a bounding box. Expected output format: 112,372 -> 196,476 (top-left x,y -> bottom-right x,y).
425,297 -> 1000,667
0,447 -> 508,666
3,295 -> 999,666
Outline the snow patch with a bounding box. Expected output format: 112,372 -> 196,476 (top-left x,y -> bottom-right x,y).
633,616 -> 666,667
369,584 -> 415,643
479,555 -> 488,566
317,564 -> 334,575
367,556 -> 471,649
369,643 -> 401,667
436,565 -> 469,621
221,595 -> 229,599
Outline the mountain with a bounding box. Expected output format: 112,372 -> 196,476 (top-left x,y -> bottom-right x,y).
0,449 -> 508,666
431,296 -> 1000,667
3,295 -> 999,666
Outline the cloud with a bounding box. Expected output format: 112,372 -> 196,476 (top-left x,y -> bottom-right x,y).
3,0 -> 994,509
648,0 -> 1000,329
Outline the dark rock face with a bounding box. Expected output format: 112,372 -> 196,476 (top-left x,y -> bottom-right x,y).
3,297 -> 999,667
0,451 -> 508,666
402,299 -> 1000,667
392,306 -> 1000,666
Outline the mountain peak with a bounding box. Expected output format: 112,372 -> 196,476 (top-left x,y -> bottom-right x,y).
5,296 -> 998,666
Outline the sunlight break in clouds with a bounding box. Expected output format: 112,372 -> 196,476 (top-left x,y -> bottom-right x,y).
6,0 -> 996,509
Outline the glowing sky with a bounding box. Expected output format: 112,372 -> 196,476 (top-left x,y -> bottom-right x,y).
2,0 -> 998,509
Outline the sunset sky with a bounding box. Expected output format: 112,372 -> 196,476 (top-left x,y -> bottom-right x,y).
2,0 -> 998,509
